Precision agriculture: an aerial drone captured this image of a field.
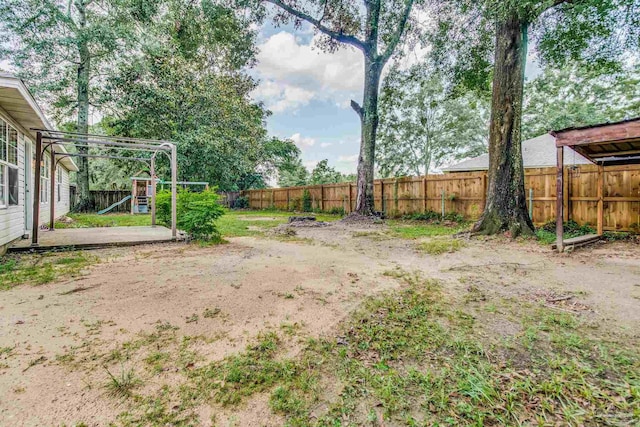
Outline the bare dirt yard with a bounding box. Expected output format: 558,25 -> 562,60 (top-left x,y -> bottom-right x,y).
1,212 -> 639,426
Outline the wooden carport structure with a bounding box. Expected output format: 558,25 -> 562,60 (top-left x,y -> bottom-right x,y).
552,117 -> 640,252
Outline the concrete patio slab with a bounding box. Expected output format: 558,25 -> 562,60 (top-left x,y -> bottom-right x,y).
9,226 -> 179,252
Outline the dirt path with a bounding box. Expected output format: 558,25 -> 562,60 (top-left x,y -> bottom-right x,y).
0,224 -> 638,425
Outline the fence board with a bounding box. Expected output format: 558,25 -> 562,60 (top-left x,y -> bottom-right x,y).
240,165 -> 640,231
70,190 -> 131,213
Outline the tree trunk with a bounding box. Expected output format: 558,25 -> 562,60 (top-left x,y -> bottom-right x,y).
472,13 -> 534,236
354,56 -> 383,214
73,2 -> 93,212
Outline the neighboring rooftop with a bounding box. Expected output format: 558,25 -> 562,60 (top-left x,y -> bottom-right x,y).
442,133 -> 590,173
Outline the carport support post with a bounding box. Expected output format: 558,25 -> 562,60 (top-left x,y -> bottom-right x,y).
597,163 -> 604,235
49,148 -> 56,231
556,147 -> 564,253
150,157 -> 156,227
171,144 -> 177,239
31,132 -> 42,246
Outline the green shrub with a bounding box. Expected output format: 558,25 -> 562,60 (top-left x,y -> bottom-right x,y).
402,210 -> 464,223
156,189 -> 224,241
402,210 -> 440,221
301,190 -> 312,212
232,196 -> 249,209
540,219 -> 595,235
443,211 -> 464,222
327,207 -> 345,215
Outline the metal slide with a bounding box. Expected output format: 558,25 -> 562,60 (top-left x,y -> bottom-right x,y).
97,195 -> 132,215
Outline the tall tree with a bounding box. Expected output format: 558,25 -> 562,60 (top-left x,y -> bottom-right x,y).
377,64 -> 489,177
434,0 -> 640,236
105,0 -> 296,191
0,0 -> 135,211
256,0 -> 420,214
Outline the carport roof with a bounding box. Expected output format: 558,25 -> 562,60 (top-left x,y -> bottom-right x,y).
551,117 -> 640,165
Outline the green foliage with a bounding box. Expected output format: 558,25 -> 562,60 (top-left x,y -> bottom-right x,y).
232,196 -> 249,210
0,0 -> 135,122
301,190 -> 312,212
402,210 -> 465,223
536,220 -> 596,245
279,158 -> 355,188
157,190 -> 224,241
378,64 -> 489,177
523,64 -> 640,139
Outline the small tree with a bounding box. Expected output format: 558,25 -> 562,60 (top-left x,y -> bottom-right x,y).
157,189 -> 225,241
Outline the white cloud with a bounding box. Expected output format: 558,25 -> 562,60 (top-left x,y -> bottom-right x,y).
335,154 -> 359,174
320,142 -> 333,148
290,133 -> 316,148
303,160 -> 319,170
252,31 -> 364,113
338,154 -> 358,162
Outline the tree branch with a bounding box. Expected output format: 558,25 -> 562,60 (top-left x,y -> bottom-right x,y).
350,100 -> 364,120
381,0 -> 415,61
265,0 -> 366,52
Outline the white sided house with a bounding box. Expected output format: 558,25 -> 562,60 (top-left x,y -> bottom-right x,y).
0,74 -> 78,252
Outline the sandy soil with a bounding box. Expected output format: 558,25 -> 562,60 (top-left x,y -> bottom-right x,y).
0,223 -> 639,426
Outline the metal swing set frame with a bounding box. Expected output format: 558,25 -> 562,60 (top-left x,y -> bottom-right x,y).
30,129 -> 178,247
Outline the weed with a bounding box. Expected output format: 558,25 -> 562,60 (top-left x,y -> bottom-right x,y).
387,221 -> 466,239
104,365 -> 139,399
185,314 -> 199,324
203,307 -> 221,318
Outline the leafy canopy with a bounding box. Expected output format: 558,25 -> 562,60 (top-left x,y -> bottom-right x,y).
377,63 -> 489,176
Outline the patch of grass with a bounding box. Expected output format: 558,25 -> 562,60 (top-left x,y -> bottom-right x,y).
536,220 -> 597,245
104,365 -> 140,399
171,269 -> 639,426
387,220 -> 467,239
217,209 -> 342,238
56,213 -> 151,229
0,252 -> 97,290
417,237 -> 466,255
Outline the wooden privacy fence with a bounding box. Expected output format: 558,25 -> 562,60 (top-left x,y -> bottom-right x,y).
240,164 -> 640,232
70,189 -> 131,213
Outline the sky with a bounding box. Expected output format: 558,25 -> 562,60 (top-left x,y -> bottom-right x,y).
250,22 -> 365,175
250,20 -> 542,176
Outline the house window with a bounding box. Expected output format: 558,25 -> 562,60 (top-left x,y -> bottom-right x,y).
40,153 -> 50,204
0,118 -> 19,208
57,167 -> 63,202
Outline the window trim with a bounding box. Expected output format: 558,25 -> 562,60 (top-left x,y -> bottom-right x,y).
0,164 -> 6,209
0,118 -> 18,167
57,166 -> 63,203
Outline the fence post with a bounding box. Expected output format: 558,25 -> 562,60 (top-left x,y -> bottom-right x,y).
286,188 -> 290,211
394,179 -> 399,216
529,188 -> 533,220
260,189 -> 263,209
348,183 -> 352,213
441,190 -> 445,219
320,185 -> 324,212
380,181 -> 385,215
270,190 -> 274,209
422,176 -> 427,213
